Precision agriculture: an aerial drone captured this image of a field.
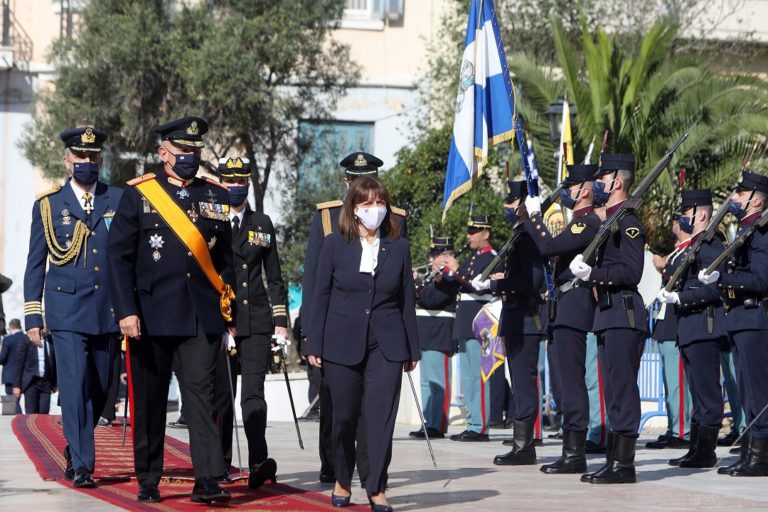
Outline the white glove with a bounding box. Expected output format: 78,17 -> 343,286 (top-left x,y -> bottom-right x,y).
524,195 -> 542,215
656,289 -> 680,305
698,269 -> 720,285
471,274 -> 491,291
221,332 -> 236,351
271,334 -> 291,353
569,254 -> 592,280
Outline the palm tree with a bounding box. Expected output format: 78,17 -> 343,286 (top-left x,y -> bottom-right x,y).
507,15 -> 768,247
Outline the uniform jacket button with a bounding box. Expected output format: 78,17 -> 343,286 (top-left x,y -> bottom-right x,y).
186,273 -> 191,278
365,308 -> 370,315
242,282 -> 248,287
94,284 -> 100,290
92,248 -> 98,254
187,252 -> 192,257
242,264 -> 247,269
94,266 -> 100,272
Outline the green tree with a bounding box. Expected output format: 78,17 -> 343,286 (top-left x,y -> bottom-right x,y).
21,0 -> 357,213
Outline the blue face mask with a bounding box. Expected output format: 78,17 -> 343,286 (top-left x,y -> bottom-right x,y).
729,200 -> 750,220
592,180 -> 613,207
560,187 -> 577,210
228,185 -> 249,207
72,161 -> 99,185
678,216 -> 694,234
503,206 -> 518,225
171,152 -> 200,180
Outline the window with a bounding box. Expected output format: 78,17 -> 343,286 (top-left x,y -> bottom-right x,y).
341,0 -> 404,28
297,121 -> 375,186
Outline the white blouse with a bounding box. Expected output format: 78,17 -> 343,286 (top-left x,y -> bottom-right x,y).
359,230 -> 381,275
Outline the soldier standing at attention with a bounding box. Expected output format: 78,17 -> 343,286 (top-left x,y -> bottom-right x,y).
107,116 -> 235,503
569,154 -> 648,484
24,127 -> 122,488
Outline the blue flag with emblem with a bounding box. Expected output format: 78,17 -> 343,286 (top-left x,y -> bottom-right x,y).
442,0 -> 514,216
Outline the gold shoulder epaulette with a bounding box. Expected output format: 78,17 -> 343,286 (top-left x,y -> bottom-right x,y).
391,206 -> 407,217
204,177 -> 229,190
127,173 -> 156,186
316,200 -> 343,210
35,184 -> 61,201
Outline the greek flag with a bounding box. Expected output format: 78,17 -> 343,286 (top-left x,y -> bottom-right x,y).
442,0 -> 515,215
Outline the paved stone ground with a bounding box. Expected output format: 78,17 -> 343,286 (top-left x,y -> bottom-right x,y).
1,415 -> 767,511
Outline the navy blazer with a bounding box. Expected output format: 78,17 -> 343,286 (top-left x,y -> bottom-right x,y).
0,332 -> 25,386
305,232 -> 419,366
17,337 -> 56,392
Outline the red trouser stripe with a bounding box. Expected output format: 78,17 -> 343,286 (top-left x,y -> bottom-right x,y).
441,354 -> 451,433
597,357 -> 606,445
678,356 -> 686,439
534,374 -> 542,439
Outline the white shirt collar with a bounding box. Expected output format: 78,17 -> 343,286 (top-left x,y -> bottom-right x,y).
359,230 -> 381,275
229,208 -> 245,225
70,179 -> 97,209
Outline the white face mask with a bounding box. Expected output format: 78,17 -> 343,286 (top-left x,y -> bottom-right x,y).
356,206 -> 387,230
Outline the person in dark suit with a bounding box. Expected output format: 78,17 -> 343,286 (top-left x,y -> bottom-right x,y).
0,274 -> 12,336
301,152 -> 407,486
213,156 -> 288,488
107,116 -> 235,504
23,127 -> 122,488
306,175 -> 419,512
0,319 -> 27,414
699,171 -> 768,477
17,328 -> 57,414
569,154 -> 649,484
656,190 -> 727,469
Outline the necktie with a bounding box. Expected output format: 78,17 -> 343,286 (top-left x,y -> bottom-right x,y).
232,216 -> 240,240
83,192 -> 94,215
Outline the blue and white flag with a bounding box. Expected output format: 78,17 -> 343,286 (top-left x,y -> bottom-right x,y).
442,0 -> 515,215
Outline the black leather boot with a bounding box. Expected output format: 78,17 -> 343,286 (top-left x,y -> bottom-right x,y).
718,432 -> 750,475
587,433 -> 636,484
541,429 -> 587,474
730,436 -> 768,477
669,422 -> 700,466
679,424 -> 719,468
493,420 -> 536,466
581,431 -> 615,483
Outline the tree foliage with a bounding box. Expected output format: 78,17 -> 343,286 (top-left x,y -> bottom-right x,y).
21,0 -> 358,212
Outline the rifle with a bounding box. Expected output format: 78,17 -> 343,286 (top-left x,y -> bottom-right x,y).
577,128 -> 691,267
664,199 -> 732,292
704,207 -> 768,274
479,185 -> 561,281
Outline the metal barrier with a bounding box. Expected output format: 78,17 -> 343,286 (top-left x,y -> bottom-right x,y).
638,338 -> 666,432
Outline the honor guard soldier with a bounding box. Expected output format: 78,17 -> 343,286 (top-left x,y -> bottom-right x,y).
409,236 -> 459,439
107,116 -> 236,503
699,171 -> 768,477
655,190 -> 726,468
568,154 -> 648,484
440,214 -> 496,442
214,156 -> 288,488
481,181 -> 547,464
23,127 -> 121,488
519,165 -> 602,473
301,152 -> 407,485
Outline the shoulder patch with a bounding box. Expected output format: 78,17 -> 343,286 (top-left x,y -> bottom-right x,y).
625,227 -> 641,240
35,184 -> 62,200
391,206 -> 407,217
316,200 -> 343,210
204,177 -> 229,190
570,222 -> 586,235
127,173 -> 156,186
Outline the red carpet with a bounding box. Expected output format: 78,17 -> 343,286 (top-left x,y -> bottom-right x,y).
13,414 -> 367,511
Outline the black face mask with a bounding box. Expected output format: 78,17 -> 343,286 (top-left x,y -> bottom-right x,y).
73,162 -> 99,185
171,152 -> 201,179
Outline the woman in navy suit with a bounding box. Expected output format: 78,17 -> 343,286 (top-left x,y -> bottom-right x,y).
306,176 -> 419,512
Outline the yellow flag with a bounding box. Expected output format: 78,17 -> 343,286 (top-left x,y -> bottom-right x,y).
560,100 -> 574,182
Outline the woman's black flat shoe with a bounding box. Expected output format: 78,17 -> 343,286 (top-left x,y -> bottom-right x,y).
331,493 -> 351,507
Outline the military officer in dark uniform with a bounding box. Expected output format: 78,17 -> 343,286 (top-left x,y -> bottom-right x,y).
107,116 -> 235,503
481,181 -> 546,464
214,156 -> 288,488
410,236 -> 459,439
699,171 -> 768,477
301,152 -> 407,484
439,215 -> 496,442
24,127 -> 121,488
518,165 -> 602,473
655,190 -> 727,468
569,154 -> 648,484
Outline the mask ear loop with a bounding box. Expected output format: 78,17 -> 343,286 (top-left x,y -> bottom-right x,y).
745,190 -> 756,213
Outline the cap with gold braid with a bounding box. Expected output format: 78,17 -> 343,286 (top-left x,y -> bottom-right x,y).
218,156 -> 251,178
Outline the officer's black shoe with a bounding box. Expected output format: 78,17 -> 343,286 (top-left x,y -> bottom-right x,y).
215,472 -> 232,484
137,485 -> 161,502
449,430 -> 489,442
679,425 -> 719,468
248,458 -> 277,489
319,470 -> 337,484
73,467 -> 96,488
581,432 -> 615,483
63,445 -> 75,481
586,433 -> 636,484
669,422 -> 700,466
547,431 -> 564,440
719,432 -> 750,475
541,429 -> 587,474
299,409 -> 321,422
585,440 -> 607,454
717,429 -> 741,446
167,415 -> 187,429
646,432 -> 689,449
409,427 -> 445,439
190,477 -> 231,503
730,436 -> 768,477
493,420 -> 536,466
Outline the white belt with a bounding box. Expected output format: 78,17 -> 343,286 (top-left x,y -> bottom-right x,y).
459,293 -> 492,302
416,309 -> 456,318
